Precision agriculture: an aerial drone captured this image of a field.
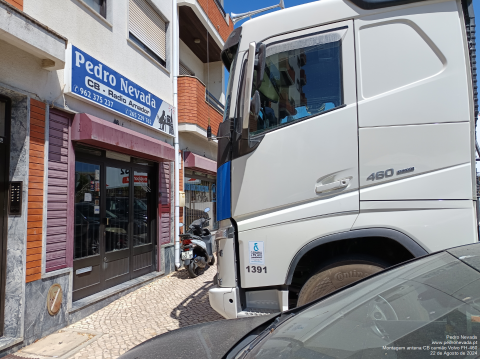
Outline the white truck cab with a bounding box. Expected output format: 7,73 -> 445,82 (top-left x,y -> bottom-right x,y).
209,0 -> 478,319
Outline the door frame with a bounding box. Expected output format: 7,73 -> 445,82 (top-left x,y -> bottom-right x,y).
130,163 -> 157,279
72,157 -> 103,301
0,95 -> 11,336
73,148 -> 158,300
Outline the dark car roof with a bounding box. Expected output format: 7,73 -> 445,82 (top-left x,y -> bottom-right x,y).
118,316 -> 275,359
119,243 -> 480,359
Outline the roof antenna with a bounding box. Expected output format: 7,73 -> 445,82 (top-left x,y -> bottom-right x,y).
231,0 -> 285,25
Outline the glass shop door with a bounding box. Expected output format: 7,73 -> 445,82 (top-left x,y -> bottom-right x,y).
73,156 -> 156,301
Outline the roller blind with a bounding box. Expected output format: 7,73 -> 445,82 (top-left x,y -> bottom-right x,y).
129,0 -> 166,61
179,62 -> 195,76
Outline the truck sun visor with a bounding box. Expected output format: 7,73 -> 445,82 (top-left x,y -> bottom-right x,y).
221,27 -> 243,71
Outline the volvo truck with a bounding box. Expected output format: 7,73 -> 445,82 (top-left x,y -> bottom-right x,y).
208,0 -> 479,319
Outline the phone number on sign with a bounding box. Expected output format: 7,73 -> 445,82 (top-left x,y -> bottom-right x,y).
125,108 -> 149,124
73,85 -> 114,107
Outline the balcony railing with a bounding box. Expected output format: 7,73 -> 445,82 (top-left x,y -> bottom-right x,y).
213,0 -> 226,18
206,90 -> 224,114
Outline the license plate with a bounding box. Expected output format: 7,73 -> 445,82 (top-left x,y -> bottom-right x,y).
182,251 -> 193,260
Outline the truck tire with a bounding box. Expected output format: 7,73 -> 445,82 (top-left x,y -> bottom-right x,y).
297,261 -> 384,306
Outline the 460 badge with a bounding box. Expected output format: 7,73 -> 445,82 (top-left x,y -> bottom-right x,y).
367,167 -> 415,182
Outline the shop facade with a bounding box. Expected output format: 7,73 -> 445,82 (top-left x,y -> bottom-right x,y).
183,151 -> 218,230
0,0 -> 178,354
0,0 -> 232,353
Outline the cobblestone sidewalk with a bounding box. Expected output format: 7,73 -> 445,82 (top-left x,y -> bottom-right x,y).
21,265 -> 224,359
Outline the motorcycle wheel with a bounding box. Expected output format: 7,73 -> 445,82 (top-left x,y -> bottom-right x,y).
187,261 -> 205,278
208,255 -> 215,266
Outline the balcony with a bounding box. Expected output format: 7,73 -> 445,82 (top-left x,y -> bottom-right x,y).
178,76 -> 223,138
0,0 -> 66,70
197,0 -> 232,42
178,0 -> 233,64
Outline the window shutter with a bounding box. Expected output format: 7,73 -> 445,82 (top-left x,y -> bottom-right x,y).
179,62 -> 195,76
129,0 -> 166,61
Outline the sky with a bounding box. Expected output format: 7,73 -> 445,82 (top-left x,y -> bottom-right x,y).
223,0 -> 480,165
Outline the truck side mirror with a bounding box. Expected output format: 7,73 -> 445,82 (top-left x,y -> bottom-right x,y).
255,43 -> 266,89
242,42 -> 257,131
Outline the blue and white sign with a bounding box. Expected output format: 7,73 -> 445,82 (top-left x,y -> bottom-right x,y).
249,241 -> 265,265
68,45 -> 174,136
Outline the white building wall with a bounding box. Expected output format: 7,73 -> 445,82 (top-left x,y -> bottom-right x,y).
21,0 -> 174,144
179,39 -> 205,82
179,43 -> 225,105
204,61 -> 224,104
180,133 -> 217,162
0,39 -> 62,100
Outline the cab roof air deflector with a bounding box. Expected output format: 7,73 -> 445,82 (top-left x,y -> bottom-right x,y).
348,0 -> 428,10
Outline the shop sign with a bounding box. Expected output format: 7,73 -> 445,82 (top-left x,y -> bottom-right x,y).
106,168 -> 148,189
66,45 -> 174,136
185,177 -> 201,185
185,183 -> 210,192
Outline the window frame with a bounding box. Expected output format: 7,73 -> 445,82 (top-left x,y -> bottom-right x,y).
127,0 -> 168,69
77,0 -> 111,24
247,26 -> 348,139
128,32 -> 166,68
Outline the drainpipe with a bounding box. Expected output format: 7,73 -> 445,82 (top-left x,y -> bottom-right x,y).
173,0 -> 181,269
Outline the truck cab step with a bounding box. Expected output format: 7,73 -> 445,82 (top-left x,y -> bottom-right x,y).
237,308 -> 280,317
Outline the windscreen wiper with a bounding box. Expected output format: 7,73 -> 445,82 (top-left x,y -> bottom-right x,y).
237,313 -> 296,359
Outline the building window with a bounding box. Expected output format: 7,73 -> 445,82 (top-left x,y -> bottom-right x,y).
83,0 -> 107,18
129,0 -> 167,67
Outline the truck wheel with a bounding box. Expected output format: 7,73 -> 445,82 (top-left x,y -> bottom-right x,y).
297,261 -> 384,306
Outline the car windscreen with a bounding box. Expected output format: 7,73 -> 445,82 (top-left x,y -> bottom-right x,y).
244,252 -> 480,358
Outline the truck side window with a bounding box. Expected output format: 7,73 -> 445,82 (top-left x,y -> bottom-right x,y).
249,30 -> 344,137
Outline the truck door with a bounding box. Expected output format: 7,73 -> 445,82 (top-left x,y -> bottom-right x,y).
231,20 -> 359,287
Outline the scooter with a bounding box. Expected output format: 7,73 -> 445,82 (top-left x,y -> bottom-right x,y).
179,208 -> 215,278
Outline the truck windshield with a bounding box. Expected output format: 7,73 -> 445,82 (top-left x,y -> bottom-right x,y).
223,54 -> 238,123
249,29 -> 344,137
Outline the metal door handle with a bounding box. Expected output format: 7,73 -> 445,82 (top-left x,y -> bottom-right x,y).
315,178 -> 350,193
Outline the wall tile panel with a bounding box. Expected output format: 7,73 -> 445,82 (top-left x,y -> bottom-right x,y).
25,99 -> 45,283
45,109 -> 72,272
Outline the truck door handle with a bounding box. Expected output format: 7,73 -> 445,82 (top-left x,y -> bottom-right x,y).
315,178 -> 350,193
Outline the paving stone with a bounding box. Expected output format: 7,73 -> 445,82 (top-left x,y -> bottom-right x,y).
17,266 -> 223,359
